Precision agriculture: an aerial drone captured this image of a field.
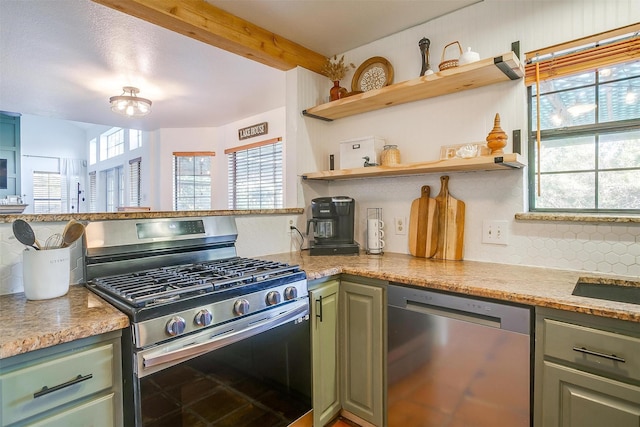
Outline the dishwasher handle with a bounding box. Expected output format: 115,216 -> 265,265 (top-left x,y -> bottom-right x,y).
406,300 -> 501,329
388,284 -> 531,335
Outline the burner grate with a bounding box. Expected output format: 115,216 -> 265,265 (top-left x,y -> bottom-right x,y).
90,257 -> 300,307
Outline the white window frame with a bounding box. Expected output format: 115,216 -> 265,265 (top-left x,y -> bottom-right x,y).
173,152 -> 214,211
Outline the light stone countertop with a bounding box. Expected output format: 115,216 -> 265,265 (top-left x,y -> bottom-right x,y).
261,251 -> 640,323
0,208 -> 304,223
2,251 -> 638,360
0,285 -> 129,359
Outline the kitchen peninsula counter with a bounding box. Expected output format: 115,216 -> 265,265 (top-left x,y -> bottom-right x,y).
0,208 -> 304,223
2,251 -> 638,360
261,251 -> 640,323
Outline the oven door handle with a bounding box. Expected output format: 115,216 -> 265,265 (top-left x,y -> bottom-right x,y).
143,302 -> 309,369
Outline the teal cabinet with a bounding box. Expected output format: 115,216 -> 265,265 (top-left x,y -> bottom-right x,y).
0,331 -> 123,427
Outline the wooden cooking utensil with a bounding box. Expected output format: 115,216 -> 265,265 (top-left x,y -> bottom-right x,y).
12,219 -> 41,250
409,185 -> 438,257
433,176 -> 465,260
62,221 -> 85,248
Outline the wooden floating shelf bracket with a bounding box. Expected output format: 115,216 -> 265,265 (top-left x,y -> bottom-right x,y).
301,110 -> 333,122
494,56 -> 522,80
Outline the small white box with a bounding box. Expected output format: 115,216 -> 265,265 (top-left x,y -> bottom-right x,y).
339,136 -> 385,169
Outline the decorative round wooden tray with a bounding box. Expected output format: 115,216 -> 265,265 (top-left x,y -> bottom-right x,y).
351,57 -> 394,92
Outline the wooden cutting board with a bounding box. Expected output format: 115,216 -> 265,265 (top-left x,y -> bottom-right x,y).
408,185 -> 438,257
433,176 -> 465,260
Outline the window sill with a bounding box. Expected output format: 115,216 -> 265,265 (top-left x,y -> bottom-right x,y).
515,212 -> 640,224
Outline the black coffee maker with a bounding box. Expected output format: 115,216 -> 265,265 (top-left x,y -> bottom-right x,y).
306,196 -> 359,256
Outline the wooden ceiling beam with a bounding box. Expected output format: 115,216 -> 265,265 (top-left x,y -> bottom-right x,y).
91,0 -> 327,74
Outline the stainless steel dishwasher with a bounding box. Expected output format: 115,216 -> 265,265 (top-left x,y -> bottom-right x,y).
387,284 -> 532,427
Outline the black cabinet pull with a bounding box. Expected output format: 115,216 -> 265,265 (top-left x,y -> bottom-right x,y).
33,374 -> 93,398
572,346 -> 625,363
316,295 -> 323,322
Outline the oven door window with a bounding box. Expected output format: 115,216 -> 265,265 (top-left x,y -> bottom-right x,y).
138,319 -> 311,426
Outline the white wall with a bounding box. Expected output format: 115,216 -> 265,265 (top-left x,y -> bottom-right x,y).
295,0 -> 640,276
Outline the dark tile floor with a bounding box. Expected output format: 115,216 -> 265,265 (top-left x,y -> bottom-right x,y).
140,354 -> 311,427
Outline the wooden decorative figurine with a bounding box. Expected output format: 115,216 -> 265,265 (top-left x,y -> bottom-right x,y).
486,113 -> 507,154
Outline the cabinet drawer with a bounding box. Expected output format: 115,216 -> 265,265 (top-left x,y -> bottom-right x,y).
543,319 -> 640,382
1,343 -> 114,426
28,393 -> 115,427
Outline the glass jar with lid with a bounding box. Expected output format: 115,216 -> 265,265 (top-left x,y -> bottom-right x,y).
380,144 -> 400,166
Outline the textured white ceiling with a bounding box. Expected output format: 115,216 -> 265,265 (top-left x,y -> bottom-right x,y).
0,0 -> 479,131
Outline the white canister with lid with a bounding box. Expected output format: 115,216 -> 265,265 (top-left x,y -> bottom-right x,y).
459,47 -> 480,66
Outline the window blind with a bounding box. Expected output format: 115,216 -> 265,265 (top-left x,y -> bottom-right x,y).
32,171 -> 62,214
129,157 -> 141,207
226,137 -> 283,209
525,23 -> 640,86
526,24 -> 640,198
89,171 -> 97,213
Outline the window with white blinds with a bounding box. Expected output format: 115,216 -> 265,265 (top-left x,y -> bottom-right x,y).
226,137 -> 283,209
527,24 -> 640,212
88,171 -> 97,212
129,157 -> 141,207
173,152 -> 214,211
32,171 -> 62,214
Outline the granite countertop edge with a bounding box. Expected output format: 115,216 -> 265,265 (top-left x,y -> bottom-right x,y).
0,285 -> 129,359
2,251 -> 638,360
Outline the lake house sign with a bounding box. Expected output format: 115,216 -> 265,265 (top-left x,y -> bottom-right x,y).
238,122 -> 268,140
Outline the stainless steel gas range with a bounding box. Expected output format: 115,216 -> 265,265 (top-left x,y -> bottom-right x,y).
84,216 -> 311,426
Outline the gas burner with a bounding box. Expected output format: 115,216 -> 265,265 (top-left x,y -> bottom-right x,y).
89,257 -> 302,308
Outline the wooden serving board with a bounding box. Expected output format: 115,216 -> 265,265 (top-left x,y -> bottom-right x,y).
433,176 -> 465,260
408,185 -> 438,258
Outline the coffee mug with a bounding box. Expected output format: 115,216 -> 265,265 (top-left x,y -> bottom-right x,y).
368,218 -> 384,231
367,227 -> 384,240
368,236 -> 385,254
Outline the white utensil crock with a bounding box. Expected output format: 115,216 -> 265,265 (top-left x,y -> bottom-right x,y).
23,247 -> 71,300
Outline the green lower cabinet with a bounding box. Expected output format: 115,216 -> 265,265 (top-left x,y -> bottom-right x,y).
28,393 -> 116,427
542,362 -> 640,427
340,279 -> 385,427
535,308 -> 640,427
310,277 -> 386,427
310,279 -> 341,427
0,331 -> 123,427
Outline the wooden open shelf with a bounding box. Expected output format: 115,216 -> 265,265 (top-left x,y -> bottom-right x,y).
302,51 -> 523,121
302,154 -> 525,180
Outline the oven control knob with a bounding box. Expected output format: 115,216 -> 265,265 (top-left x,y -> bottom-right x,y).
166,316 -> 186,336
194,309 -> 213,327
284,286 -> 298,300
234,299 -> 250,316
266,291 -> 281,306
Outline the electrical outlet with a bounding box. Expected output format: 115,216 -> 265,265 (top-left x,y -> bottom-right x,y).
394,217 -> 407,235
482,220 -> 509,245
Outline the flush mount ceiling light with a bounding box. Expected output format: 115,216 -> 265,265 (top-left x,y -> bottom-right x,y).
109,86 -> 152,117
567,103 -> 596,117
